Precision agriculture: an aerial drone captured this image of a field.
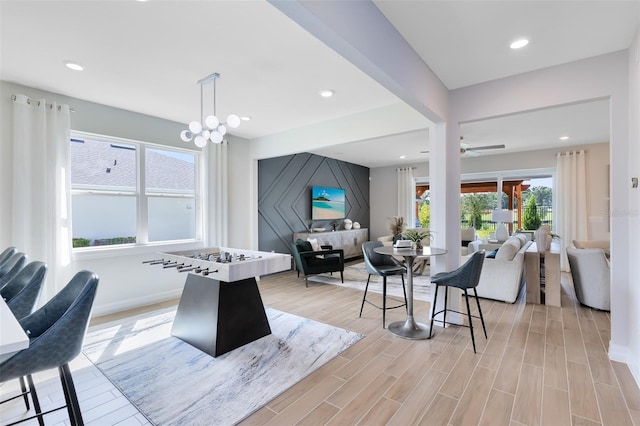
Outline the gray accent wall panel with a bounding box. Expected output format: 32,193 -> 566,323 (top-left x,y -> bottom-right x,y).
258,153 -> 370,254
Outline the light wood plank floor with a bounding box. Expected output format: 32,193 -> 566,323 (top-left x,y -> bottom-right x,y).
1,264 -> 638,426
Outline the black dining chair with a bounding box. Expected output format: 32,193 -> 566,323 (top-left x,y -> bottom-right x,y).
0,270 -> 99,426
360,241 -> 407,328
429,250 -> 487,353
2,261 -> 48,320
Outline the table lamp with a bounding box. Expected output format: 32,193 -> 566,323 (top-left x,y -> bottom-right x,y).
492,209 -> 513,241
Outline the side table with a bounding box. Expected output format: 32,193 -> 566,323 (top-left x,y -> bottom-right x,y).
525,240 -> 561,307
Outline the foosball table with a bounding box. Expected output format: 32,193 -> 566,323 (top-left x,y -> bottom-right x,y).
145,247 -> 290,357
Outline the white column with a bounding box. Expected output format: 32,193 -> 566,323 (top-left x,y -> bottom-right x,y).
429,122 -> 464,326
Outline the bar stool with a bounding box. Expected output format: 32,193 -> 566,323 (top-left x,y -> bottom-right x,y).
429,250 -> 487,353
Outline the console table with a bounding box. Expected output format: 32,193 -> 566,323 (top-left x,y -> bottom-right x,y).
525,240 -> 561,307
293,228 -> 368,259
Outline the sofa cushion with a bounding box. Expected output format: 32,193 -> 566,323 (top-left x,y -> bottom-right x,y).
495,240 -> 520,261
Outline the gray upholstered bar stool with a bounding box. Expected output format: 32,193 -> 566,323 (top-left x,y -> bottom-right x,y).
360,241 -> 407,328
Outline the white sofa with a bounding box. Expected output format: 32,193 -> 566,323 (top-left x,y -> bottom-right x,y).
462,234 -> 532,303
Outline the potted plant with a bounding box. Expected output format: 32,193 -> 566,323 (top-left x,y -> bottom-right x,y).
388,216 -> 405,241
402,229 -> 432,250
330,220 -> 339,231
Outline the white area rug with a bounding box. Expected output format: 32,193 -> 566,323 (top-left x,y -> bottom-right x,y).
308,262 -> 431,302
83,307 -> 362,426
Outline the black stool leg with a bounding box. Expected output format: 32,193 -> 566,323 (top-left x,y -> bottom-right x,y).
26,375 -> 44,426
382,276 -> 387,328
443,285 -> 449,329
429,284 -> 439,338
359,275 -> 372,318
474,288 -> 488,339
401,274 -> 408,312
18,376 -> 29,410
60,364 -> 84,426
463,289 -> 477,353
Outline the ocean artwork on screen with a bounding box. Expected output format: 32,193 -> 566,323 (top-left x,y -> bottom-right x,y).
312,186 -> 346,220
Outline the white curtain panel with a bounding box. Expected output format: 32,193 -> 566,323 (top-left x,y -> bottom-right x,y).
556,150 -> 588,271
208,140 -> 228,246
12,94 -> 72,298
397,167 -> 415,228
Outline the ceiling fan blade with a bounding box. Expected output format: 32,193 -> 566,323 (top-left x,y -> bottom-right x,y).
468,144 -> 506,151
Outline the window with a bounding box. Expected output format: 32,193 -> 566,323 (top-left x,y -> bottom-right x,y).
70,133 -> 200,248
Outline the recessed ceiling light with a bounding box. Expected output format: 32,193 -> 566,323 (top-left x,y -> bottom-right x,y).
399,155 -> 406,159
319,89 -> 334,98
510,39 -> 529,49
559,136 -> 570,141
240,116 -> 252,121
63,61 -> 84,71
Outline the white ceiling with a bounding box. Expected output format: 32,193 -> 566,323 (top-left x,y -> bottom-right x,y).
1,1 -> 638,168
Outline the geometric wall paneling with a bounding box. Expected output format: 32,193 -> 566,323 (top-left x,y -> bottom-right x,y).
258,153 -> 370,255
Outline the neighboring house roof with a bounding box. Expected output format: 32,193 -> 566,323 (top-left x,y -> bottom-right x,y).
70,137 -> 194,192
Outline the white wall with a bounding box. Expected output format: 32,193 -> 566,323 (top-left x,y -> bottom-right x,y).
624,25 -> 640,385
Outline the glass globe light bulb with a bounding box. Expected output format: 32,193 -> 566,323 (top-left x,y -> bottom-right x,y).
210,131 -> 223,144
226,114 -> 240,129
205,115 -> 219,130
218,125 -> 227,136
201,129 -> 211,139
194,135 -> 207,148
180,130 -> 193,142
189,121 -> 202,134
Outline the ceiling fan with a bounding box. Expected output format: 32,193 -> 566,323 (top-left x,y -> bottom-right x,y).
420,137 -> 506,156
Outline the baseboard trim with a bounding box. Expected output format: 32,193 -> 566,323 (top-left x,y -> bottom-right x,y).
609,341 -> 640,389
92,289 -> 183,317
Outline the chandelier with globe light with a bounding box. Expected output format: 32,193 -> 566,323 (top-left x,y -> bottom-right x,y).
180,72 -> 240,148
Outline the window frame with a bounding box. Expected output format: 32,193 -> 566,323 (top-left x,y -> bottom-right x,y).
70,130 -> 205,257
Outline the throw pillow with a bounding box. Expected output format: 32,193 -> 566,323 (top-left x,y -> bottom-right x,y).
505,236 -> 522,249
307,238 -> 320,252
514,233 -> 527,246
486,249 -> 499,259
495,240 -> 520,261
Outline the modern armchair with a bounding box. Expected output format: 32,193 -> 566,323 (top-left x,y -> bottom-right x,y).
429,250 -> 487,353
566,247 -> 610,311
0,252 -> 28,290
2,261 -> 47,320
291,239 -> 344,287
360,241 -> 407,328
0,270 -> 99,426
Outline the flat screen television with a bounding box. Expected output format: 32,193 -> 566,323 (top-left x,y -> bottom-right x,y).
311,186 -> 346,220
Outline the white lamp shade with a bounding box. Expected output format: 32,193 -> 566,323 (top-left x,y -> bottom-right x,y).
205,115 -> 219,129
210,131 -> 223,144
180,130 -> 193,142
217,125 -> 227,136
226,114 -> 240,128
189,121 -> 202,134
491,209 -> 513,223
194,135 -> 207,148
